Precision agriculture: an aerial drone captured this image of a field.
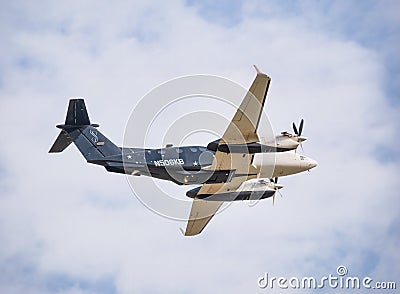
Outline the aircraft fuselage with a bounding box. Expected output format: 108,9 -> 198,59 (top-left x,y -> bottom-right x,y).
88,144 -> 317,186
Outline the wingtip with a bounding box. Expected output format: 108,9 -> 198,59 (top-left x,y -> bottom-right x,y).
253,64 -> 262,74
253,64 -> 271,79
179,227 -> 186,236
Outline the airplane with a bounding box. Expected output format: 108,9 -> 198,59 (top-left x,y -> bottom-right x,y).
49,66 -> 317,236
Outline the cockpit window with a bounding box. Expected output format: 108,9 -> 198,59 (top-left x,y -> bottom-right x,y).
189,147 -> 198,152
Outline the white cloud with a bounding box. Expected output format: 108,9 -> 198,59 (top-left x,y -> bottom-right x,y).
0,0 -> 399,293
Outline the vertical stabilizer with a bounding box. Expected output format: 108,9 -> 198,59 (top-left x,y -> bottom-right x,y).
49,99 -> 120,160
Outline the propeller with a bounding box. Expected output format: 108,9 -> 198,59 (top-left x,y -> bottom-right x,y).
292,119 -> 304,136
292,119 -> 306,151
270,177 -> 283,206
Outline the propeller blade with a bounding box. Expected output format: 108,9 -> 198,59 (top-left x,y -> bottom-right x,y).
298,119 -> 304,136
274,177 -> 278,183
272,194 -> 275,206
292,122 -> 298,135
278,189 -> 283,198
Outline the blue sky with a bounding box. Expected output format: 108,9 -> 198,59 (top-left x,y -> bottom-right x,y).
0,0 -> 399,293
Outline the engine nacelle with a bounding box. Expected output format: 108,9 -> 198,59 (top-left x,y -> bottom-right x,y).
206,132 -> 307,154
262,132 -> 307,151
238,178 -> 283,192
186,178 -> 282,201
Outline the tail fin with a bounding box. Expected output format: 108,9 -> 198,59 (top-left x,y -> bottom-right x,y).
65,99 -> 91,126
49,99 -> 120,160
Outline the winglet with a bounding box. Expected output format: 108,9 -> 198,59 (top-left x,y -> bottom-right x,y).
253,64 -> 262,74
179,227 -> 186,236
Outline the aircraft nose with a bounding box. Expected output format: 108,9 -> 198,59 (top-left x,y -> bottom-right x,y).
308,158 -> 318,169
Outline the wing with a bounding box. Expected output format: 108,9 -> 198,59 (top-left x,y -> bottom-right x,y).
222,67 -> 271,143
183,68 -> 271,236
199,68 -> 271,195
184,199 -> 223,236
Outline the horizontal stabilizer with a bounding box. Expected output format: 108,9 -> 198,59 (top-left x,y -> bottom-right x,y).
49,130 -> 73,153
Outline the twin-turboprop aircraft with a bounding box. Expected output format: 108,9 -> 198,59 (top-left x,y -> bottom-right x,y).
49,66 -> 317,236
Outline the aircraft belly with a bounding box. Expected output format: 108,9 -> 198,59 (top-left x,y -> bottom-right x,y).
144,165 -> 234,185
271,165 -> 301,177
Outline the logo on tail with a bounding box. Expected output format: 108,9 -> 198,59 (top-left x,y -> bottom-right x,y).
89,129 -> 98,143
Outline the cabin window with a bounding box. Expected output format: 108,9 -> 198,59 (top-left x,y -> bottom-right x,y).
199,150 -> 214,165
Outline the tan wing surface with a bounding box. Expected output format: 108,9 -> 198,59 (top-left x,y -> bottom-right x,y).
183,68 -> 271,236
222,70 -> 271,144
184,199 -> 223,236
198,69 -> 271,195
